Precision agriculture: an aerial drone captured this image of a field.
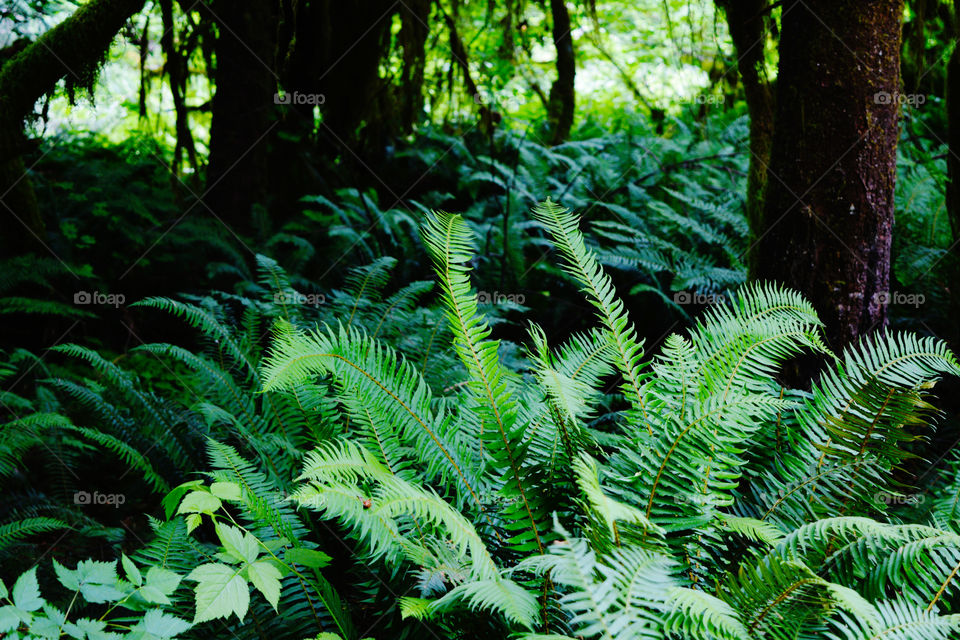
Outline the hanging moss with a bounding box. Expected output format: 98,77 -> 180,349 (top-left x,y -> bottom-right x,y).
0,0 -> 145,253
0,0 -> 144,117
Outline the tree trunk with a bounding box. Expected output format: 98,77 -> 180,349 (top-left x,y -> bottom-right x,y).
717,0 -> 775,270
441,7 -> 496,133
755,0 -> 904,351
397,0 -> 431,132
159,0 -> 197,180
204,0 -> 278,239
547,0 -> 575,145
315,0 -> 395,152
948,0 -> 960,343
0,0 -> 145,255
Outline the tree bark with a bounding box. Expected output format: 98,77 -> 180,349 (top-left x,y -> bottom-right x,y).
397,0 -> 431,132
948,0 -> 960,342
755,0 -> 904,351
717,0 -> 775,271
315,0 -> 395,151
160,0 -> 197,179
547,0 -> 575,144
203,0 -> 278,239
0,0 -> 145,255
441,7 -> 496,133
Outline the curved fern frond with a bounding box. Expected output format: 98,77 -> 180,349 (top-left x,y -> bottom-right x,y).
422,211 -> 546,554
0,517 -> 69,554
295,440 -> 499,582
261,321 -> 483,509
531,200 -> 650,436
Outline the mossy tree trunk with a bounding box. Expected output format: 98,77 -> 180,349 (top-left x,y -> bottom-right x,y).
547,0 -> 575,145
717,0 -> 775,272
0,0 -> 145,255
755,0 -> 904,351
203,0 -> 278,240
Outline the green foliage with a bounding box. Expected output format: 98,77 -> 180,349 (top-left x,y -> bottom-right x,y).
259,202 -> 960,638
0,559 -> 188,639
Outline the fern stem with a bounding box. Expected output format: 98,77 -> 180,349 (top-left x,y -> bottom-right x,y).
927,559 -> 960,612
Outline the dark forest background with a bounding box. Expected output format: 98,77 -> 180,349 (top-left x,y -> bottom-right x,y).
3,1 -> 960,639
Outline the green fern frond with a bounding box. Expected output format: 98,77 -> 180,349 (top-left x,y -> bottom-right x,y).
421,211 -> 547,554
295,440 -> 499,582
262,321 -> 484,508
0,517 -> 69,554
531,199 -> 650,436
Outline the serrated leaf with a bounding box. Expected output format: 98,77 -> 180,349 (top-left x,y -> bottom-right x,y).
247,560 -> 281,611
144,567 -> 182,598
12,567 -> 43,611
215,523 -> 260,564
130,609 -> 192,639
210,481 -> 242,501
161,481 -> 204,520
64,617 -> 121,640
30,612 -> 62,639
187,563 -> 249,623
184,513 -> 202,534
177,491 -> 221,515
56,560 -> 124,604
0,605 -> 21,632
122,555 -> 142,587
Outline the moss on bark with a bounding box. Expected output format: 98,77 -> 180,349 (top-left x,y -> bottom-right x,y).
0,0 -> 146,254
547,0 -> 575,145
717,0 -> 775,274
755,0 -> 905,351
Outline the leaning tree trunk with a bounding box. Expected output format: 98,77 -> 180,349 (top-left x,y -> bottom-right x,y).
755,0 -> 904,351
0,0 -> 145,255
204,0 -> 277,239
547,0 -> 575,145
717,0 -> 775,271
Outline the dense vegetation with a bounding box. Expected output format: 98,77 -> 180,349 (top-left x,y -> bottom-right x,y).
2,1 -> 960,639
